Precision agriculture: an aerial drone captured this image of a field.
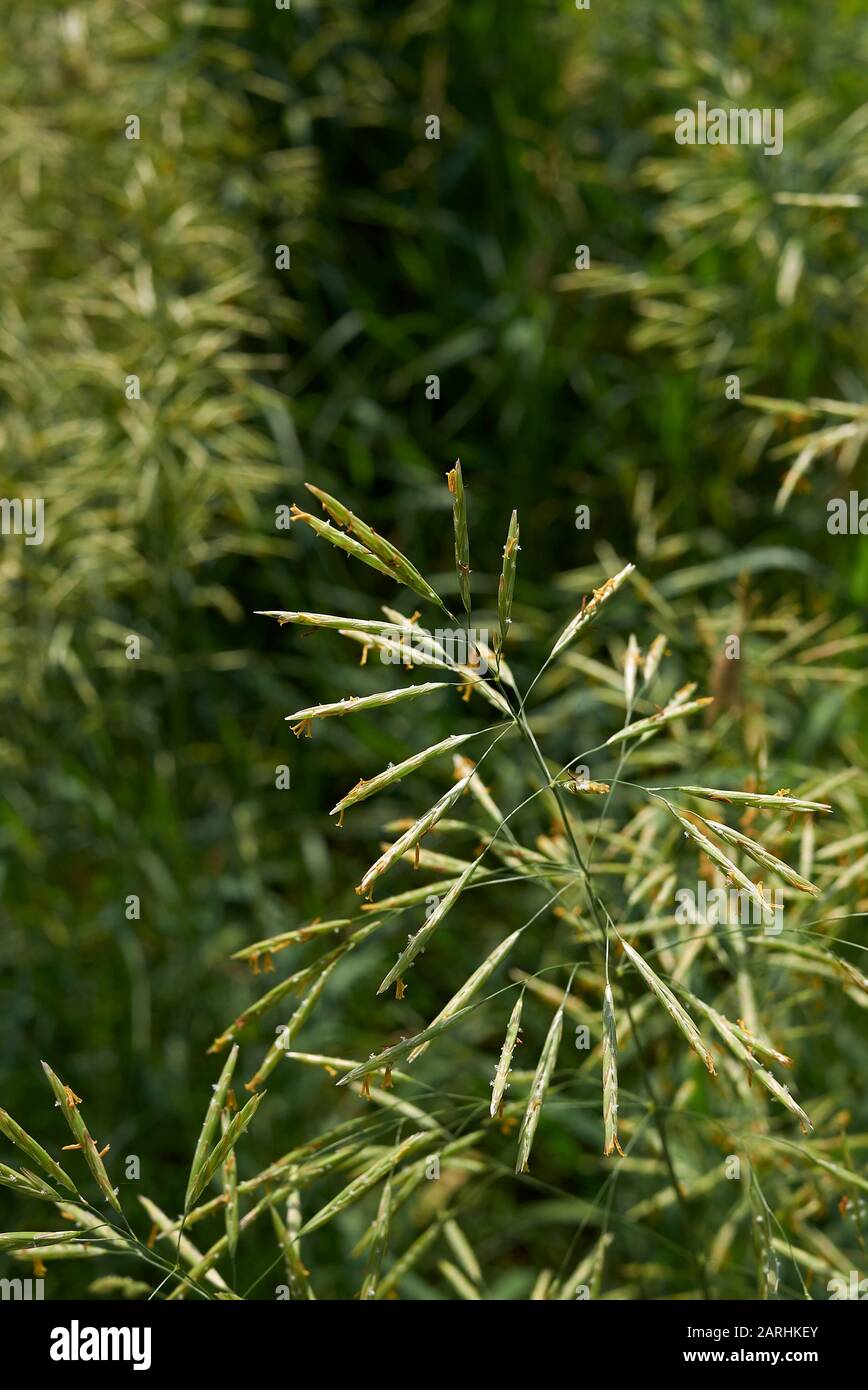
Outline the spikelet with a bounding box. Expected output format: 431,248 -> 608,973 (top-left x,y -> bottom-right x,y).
515,987 -> 567,1173
185,1092 -> 265,1208
376,858 -> 478,995
305,484 -> 447,613
356,772 -> 474,900
683,992 -> 812,1133
284,507 -> 397,580
605,697 -> 713,746
287,682 -> 449,737
0,1107 -> 77,1195
496,510 -> 520,663
601,983 -> 624,1157
408,929 -> 523,1063
617,940 -> 716,1075
447,461 -> 471,614
624,633 -> 640,705
490,995 -> 524,1118
642,634 -> 667,683
298,1132 -> 431,1237
220,1108 -> 240,1259
549,563 -> 635,660
331,734 -> 474,817
41,1063 -> 121,1213
699,815 -> 820,896
673,786 -> 832,815
185,1047 -> 239,1208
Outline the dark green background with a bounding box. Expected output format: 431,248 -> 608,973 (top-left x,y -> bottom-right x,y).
0,0 -> 865,1297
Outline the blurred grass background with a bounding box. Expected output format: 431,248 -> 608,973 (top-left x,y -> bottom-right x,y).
0,0 -> 865,1297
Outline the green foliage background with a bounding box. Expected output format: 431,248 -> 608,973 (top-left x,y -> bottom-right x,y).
0,0 -> 865,1298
